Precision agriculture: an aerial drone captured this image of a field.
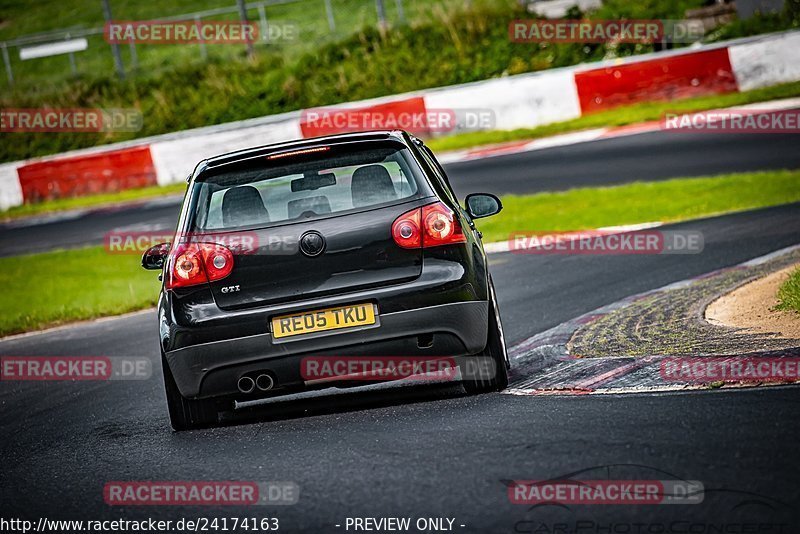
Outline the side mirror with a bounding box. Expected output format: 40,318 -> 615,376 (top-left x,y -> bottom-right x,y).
465,193 -> 502,219
141,243 -> 171,270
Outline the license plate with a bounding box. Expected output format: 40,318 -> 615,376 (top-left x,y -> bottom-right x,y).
271,303 -> 376,339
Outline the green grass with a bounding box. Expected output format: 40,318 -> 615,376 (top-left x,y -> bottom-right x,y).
0,246 -> 161,337
427,81 -> 800,153
476,169 -> 800,243
3,0 -> 796,164
2,169 -> 798,336
1,182 -> 187,221
0,0 -> 472,89
6,80 -> 799,220
776,267 -> 800,313
0,0 -> 704,164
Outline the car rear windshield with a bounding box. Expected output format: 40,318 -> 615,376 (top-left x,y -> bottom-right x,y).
188,142 -> 426,231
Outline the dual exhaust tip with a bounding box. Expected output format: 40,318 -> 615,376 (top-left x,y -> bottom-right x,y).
237,373 -> 274,394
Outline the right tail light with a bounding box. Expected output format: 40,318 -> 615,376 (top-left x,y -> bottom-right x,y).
392,202 -> 466,249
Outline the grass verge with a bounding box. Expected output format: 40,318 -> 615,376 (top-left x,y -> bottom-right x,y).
776,267 -> 800,313
1,169 -> 798,337
1,183 -> 187,221
427,81 -> 800,153
0,247 -> 160,337
5,0 -> 797,162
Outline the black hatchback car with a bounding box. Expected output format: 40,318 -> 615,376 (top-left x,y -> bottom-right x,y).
142,130 -> 508,430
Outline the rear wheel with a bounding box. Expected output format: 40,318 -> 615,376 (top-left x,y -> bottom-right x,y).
463,278 -> 509,394
161,352 -> 219,431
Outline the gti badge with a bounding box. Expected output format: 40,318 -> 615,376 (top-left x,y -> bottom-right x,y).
299,231 -> 325,257
221,285 -> 241,294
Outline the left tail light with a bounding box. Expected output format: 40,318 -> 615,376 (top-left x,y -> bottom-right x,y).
165,243 -> 234,289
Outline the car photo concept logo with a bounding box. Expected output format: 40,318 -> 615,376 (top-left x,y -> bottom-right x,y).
507,464 -> 795,532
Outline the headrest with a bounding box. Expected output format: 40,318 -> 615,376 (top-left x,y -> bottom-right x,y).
222,185 -> 269,227
351,165 -> 397,208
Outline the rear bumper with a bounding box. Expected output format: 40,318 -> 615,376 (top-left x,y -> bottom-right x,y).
165,300 -> 488,399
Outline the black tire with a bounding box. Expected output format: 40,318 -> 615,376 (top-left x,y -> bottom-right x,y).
161,353 -> 219,431
463,277 -> 509,394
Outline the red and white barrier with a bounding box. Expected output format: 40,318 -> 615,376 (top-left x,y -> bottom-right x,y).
424,68 -> 582,132
150,117 -> 302,185
729,31 -> 800,91
573,47 -> 737,113
0,163 -> 23,210
1,30 -> 798,211
18,146 -> 156,202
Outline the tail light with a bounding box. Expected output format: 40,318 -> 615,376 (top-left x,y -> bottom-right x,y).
392,208 -> 422,249
165,242 -> 234,289
392,202 -> 466,249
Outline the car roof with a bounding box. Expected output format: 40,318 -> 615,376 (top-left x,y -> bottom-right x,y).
203,130 -> 410,170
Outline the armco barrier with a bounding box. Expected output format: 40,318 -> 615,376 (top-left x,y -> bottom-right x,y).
728,31 -> 800,91
0,30 -> 797,210
149,117 -> 303,185
423,68 -> 582,133
17,146 -> 156,203
0,163 -> 23,210
574,48 -> 737,113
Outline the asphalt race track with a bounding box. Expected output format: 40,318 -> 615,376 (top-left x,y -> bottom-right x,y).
2,200 -> 800,530
2,127 -> 799,257
2,118 -> 800,530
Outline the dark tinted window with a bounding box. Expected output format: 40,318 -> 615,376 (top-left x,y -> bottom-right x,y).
188,144 -> 425,231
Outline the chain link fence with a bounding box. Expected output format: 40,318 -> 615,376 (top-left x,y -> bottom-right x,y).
0,0 -> 453,89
